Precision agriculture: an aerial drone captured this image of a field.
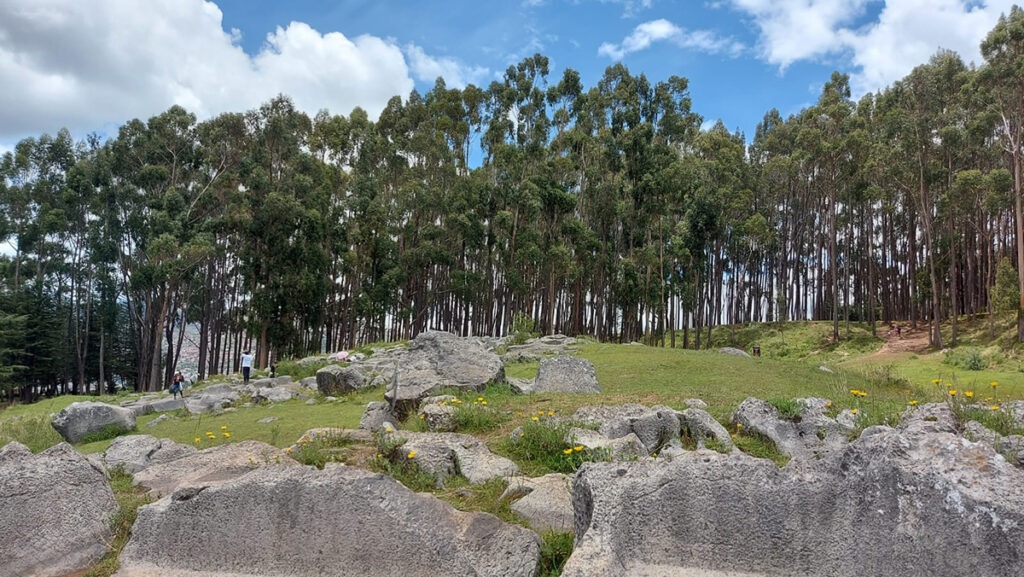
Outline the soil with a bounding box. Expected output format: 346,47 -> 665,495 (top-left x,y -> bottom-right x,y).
861,325 -> 932,361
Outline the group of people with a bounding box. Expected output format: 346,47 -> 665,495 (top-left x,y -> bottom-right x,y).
169,349 -> 257,397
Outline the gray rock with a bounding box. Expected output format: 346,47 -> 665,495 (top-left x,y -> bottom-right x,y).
51,401 -> 136,443
569,428 -> 648,461
419,401 -> 459,432
103,435 -> 196,474
114,465 -> 541,577
305,398 -> 316,405
629,406 -> 681,453
719,346 -> 752,358
253,386 -> 294,403
680,408 -> 734,451
252,376 -> 293,388
899,402 -> 958,436
358,401 -> 396,431
381,331 -> 505,415
146,414 -> 169,427
132,440 -> 298,497
507,377 -> 535,394
683,398 -> 708,410
145,397 -> 186,413
732,397 -> 851,460
503,474 -> 574,532
1,442 -> 118,577
257,416 -> 279,424
565,427 -> 1024,577
399,432 -> 520,485
533,355 -> 600,394
316,364 -> 368,395
300,376 -> 318,389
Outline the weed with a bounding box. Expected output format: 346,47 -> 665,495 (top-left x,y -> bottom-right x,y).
370,429 -> 438,491
732,432 -> 789,467
508,312 -> 539,346
943,347 -> 987,371
0,415 -> 63,452
767,398 -> 804,422
289,431 -> 353,469
436,478 -> 524,526
79,424 -> 135,445
538,531 -> 575,577
81,467 -> 153,577
498,417 -> 610,476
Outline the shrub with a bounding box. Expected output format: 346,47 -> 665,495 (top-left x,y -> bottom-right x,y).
508,312 -> 538,346
767,398 -> 804,422
290,431 -> 353,469
79,424 -> 135,444
943,347 -> 987,371
499,417 -> 610,476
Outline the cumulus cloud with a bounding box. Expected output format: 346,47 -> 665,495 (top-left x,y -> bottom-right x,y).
598,18 -> 744,60
727,0 -> 1019,93
0,0 -> 479,144
404,45 -> 490,88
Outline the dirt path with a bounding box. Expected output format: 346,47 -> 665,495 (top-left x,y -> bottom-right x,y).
859,326 -> 932,362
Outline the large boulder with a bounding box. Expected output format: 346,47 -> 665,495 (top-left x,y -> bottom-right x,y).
114,465 -> 541,577
0,442 -> 118,577
503,474 -> 574,532
732,396 -> 852,460
532,356 -> 600,394
103,434 -> 197,474
562,426 -> 1024,577
399,432 -> 520,485
383,331 -> 505,415
183,384 -> 241,414
51,400 -> 136,443
316,364 -> 367,395
132,440 -> 298,497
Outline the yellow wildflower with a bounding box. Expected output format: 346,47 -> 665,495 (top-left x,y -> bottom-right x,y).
547,410 -> 555,416
948,390 -> 957,397
574,445 -> 584,452
420,414 -> 425,419
538,410 -> 545,415
194,437 -> 201,443
481,400 -> 488,405
407,451 -> 417,459
851,408 -> 858,415
223,432 -> 231,438
736,423 -> 743,429
908,400 -> 918,406
205,431 -> 214,436
385,427 -> 393,433
964,391 -> 974,399
220,425 -> 228,431
932,379 -> 941,384
991,381 -> 999,388
991,405 -> 1001,411
563,448 -> 573,455
532,416 -> 539,422
826,401 -> 833,408
477,396 -> 484,402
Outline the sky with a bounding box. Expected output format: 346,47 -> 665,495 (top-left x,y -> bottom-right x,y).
0,0 -> 1019,157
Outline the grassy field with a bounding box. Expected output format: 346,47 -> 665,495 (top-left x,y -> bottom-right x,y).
4,318 -> 1024,456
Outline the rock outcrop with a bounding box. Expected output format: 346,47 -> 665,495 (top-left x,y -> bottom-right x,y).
115,465 -> 541,577
51,400 -> 136,443
530,355 -> 600,394
0,442 -> 118,577
103,434 -> 197,474
562,425 -> 1024,577
132,440 -> 298,497
732,396 -> 853,459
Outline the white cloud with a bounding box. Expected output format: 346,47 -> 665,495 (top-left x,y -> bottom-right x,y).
728,0 -> 1019,93
598,18 -> 744,60
404,45 -> 490,88
0,0 -> 479,145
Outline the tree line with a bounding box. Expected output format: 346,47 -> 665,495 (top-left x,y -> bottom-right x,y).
4,9 -> 1024,400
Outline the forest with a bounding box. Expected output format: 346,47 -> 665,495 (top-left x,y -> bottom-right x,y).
3,9 -> 1024,400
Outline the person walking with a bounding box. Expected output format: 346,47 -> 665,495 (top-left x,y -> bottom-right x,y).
241,350 -> 254,385
170,371 -> 185,399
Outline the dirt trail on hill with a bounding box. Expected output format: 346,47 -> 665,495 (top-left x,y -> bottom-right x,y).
859,325 -> 932,362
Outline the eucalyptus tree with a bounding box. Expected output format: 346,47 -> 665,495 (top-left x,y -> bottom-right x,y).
980,5 -> 1024,341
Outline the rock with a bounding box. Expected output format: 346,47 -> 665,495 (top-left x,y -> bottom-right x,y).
114,465 -> 541,577
562,427 -> 1024,577
132,440 -> 298,497
507,377 -> 535,394
628,406 -> 681,453
305,398 -> 317,405
399,432 -> 520,485
253,386 -> 294,403
532,355 -> 600,394
316,364 -> 368,395
300,376 -> 318,389
146,414 -> 169,427
419,401 -> 459,432
358,401 -> 396,431
569,428 -> 648,460
257,416 -> 279,424
103,435 -> 197,474
732,397 -> 851,460
719,346 -> 752,358
382,331 -> 505,415
503,474 -> 574,532
51,401 -> 137,443
183,385 -> 241,414
683,398 -> 708,410
251,376 -> 293,388
819,365 -> 834,373
899,402 -> 958,436
572,404 -> 682,454
679,408 -> 734,451
0,442 -> 118,577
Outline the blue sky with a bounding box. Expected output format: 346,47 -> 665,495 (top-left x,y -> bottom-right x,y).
0,0 -> 1018,154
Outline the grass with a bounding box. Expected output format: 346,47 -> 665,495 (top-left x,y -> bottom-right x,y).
81,467 -> 153,577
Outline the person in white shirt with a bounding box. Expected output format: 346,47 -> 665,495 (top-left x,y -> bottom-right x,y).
241,350 -> 254,385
